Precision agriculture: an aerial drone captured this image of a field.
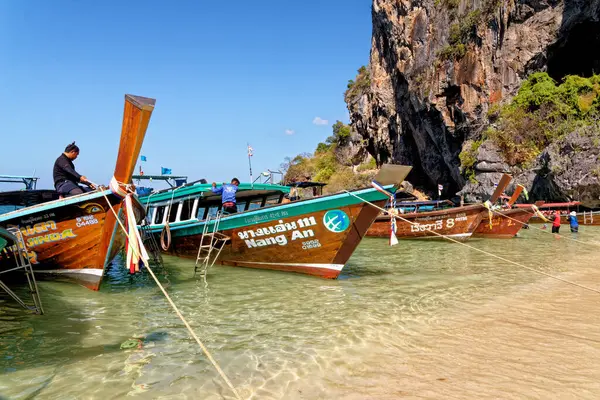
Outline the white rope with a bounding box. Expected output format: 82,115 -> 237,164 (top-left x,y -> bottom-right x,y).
100,191 -> 242,400
345,191 -> 600,296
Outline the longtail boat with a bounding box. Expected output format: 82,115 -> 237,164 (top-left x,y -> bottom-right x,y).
366,173 -> 514,241
472,184 -> 535,238
366,201 -> 484,241
139,165 -> 412,278
0,94 -> 155,290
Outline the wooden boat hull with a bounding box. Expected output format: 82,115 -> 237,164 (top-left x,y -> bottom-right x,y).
473,208 -> 534,238
151,188 -> 391,279
0,191 -> 143,290
0,94 -> 155,290
366,204 -> 484,241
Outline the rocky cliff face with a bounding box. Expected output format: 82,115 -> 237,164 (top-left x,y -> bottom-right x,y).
347,0 -> 600,206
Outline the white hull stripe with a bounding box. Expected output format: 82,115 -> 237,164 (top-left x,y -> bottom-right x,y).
240,262 -> 344,271
35,269 -> 104,277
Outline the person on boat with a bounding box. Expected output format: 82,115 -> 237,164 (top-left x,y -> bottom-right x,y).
551,210 -> 561,234
212,178 -> 240,214
568,211 -> 579,233
53,142 -> 96,197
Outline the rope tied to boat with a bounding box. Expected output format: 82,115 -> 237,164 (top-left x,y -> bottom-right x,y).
109,176 -> 136,198
531,204 -> 551,222
345,190 -> 600,296
99,191 -> 242,400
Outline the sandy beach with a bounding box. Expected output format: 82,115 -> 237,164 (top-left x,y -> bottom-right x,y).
330,251 -> 600,400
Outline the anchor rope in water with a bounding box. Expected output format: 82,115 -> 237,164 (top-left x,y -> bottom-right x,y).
99,184 -> 242,400
345,190 -> 600,296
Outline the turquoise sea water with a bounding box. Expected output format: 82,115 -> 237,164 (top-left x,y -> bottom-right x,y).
1,226 -> 599,399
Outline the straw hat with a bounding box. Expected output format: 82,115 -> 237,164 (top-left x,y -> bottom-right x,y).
570,211 -> 576,216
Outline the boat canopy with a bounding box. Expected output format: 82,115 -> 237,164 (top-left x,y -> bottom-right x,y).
138,182 -> 290,205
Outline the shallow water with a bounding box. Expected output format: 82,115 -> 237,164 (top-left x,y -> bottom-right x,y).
1,227 -> 599,399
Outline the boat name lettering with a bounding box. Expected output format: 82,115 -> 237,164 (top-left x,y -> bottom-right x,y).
241,217 -> 318,249
243,211 -> 290,225
244,229 -> 315,248
27,229 -> 77,248
301,239 -> 321,250
76,215 -> 99,227
238,217 -> 316,239
410,218 -> 457,232
17,221 -> 57,237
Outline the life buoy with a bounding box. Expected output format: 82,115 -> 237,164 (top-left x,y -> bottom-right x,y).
160,224 -> 171,251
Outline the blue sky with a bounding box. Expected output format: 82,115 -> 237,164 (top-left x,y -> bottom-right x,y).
0,0 -> 372,190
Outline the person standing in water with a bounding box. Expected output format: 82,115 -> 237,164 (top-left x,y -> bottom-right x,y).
568,211 -> 579,233
211,178 -> 240,214
53,142 -> 96,197
551,210 -> 561,234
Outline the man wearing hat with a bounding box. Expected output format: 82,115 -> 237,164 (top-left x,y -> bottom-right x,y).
568,211 -> 579,233
53,142 -> 96,197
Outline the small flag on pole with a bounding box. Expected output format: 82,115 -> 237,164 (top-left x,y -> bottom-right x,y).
161,167 -> 172,175
247,145 -> 254,157
141,155 -> 147,162
370,180 -> 392,197
438,184 -> 443,197
390,217 -> 398,246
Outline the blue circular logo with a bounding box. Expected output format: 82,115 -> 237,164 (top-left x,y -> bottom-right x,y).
323,210 -> 350,233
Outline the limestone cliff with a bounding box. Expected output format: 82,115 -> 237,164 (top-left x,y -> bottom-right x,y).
347,0 -> 600,206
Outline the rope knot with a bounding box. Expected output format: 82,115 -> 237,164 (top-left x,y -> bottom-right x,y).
110,177 -> 136,198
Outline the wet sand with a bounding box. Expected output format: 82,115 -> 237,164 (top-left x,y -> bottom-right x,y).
328,266 -> 600,400
2,231 -> 599,399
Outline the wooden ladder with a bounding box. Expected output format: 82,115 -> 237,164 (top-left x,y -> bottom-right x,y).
194,211 -> 230,278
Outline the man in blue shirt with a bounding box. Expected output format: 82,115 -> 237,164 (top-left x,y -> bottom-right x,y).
212,178 -> 240,214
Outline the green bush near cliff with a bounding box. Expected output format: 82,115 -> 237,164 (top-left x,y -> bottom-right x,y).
345,66 -> 371,103
488,72 -> 600,165
437,1 -> 502,61
281,121 -> 375,193
459,138 -> 484,183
